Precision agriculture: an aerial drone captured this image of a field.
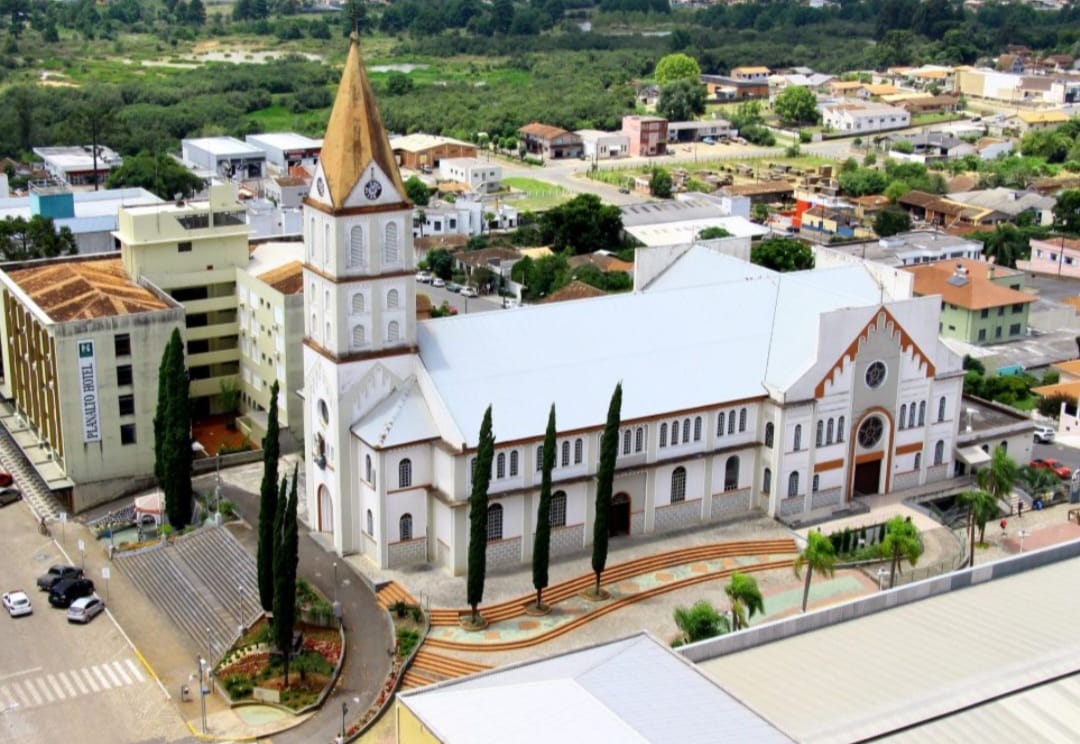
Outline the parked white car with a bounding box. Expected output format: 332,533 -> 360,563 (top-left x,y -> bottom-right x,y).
3,590 -> 32,617
415,271 -> 433,284
460,286 -> 479,298
1033,425 -> 1055,444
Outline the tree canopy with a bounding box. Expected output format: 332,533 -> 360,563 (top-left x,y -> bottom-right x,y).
751,238 -> 814,272
773,86 -> 820,126
654,53 -> 701,85
0,215 -> 77,260
874,206 -> 912,237
656,79 -> 707,123
539,194 -> 624,255
106,151 -> 205,203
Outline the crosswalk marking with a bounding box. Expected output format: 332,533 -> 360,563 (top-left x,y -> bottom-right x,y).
101,663 -> 121,688
0,685 -> 16,709
124,659 -> 144,683
46,675 -> 65,700
34,679 -> 53,704
23,680 -> 41,706
111,661 -> 132,686
91,666 -> 111,690
80,668 -> 99,693
57,672 -> 77,698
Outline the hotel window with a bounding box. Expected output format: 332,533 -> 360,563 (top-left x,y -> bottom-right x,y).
672,420 -> 680,444
793,424 -> 802,451
826,418 -> 835,444
938,397 -> 947,422
918,401 -> 926,426
486,504 -> 503,542
387,289 -> 400,309
623,430 -> 632,455
788,471 -> 800,498
763,468 -> 772,493
120,424 -> 137,445
899,404 -> 907,430
496,453 -> 506,479
536,446 -> 543,471
114,334 -> 131,357
366,509 -> 374,536
118,395 -> 135,417
682,418 -> 690,443
717,412 -> 725,437
765,422 -> 774,448
561,441 -> 570,467
728,411 -> 736,435
739,408 -> 747,431
399,514 -> 412,541
574,438 -> 583,464
693,416 -> 702,442
724,456 -> 739,491
178,241 -> 192,253
660,423 -> 667,447
816,420 -> 824,447
387,321 -> 400,342
934,440 -> 945,465
812,475 -> 820,493
117,365 -> 133,386
635,427 -> 644,452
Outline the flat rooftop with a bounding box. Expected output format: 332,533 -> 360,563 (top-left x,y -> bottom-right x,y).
7,258 -> 170,322
390,133 -> 474,153
245,132 -> 323,151
183,136 -> 265,157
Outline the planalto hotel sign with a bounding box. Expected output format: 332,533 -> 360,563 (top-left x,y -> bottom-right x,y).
78,339 -> 101,443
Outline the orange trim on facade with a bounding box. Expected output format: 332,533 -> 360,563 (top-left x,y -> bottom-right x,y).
813,458 -> 844,473
302,338 -> 419,364
895,442 -> 924,455
854,451 -> 884,465
815,307 -> 936,398
303,263 -> 416,285
302,196 -> 412,218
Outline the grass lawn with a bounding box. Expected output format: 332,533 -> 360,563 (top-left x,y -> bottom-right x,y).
503,176 -> 571,211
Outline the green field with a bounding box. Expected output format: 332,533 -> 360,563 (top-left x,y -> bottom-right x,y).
503,177 -> 571,211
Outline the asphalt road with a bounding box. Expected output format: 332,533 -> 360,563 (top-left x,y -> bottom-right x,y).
416,282 -> 502,315
0,500 -> 187,744
1033,441 -> 1080,474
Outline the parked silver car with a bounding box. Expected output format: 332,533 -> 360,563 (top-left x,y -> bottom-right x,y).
67,595 -> 105,624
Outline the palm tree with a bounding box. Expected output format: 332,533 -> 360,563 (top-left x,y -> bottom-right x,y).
793,530 -> 836,613
673,600 -> 730,646
880,515 -> 923,588
959,489 -> 999,565
725,572 -> 765,631
1015,465 -> 1063,505
977,446 -> 1017,511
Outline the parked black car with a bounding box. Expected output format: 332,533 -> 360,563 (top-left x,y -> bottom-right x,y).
48,578 -> 95,609
37,565 -> 84,592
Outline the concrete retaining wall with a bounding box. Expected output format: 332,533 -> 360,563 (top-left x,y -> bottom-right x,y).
654,499 -> 702,532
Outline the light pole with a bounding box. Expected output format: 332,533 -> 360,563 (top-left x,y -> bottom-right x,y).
206,627 -> 214,692
197,657 -> 208,734
1018,529 -> 1030,553
214,450 -> 222,524
333,562 -> 343,627
237,584 -> 245,633
341,699 -> 348,741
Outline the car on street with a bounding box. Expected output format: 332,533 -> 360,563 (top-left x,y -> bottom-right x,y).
618,186 -> 630,194
460,286 -> 479,298
2,590 -> 32,617
1033,425 -> 1055,444
445,282 -> 462,293
37,565 -> 84,592
702,137 -> 716,145
49,577 -> 95,609
432,277 -> 445,288
415,271 -> 433,284
0,487 -> 20,507
0,472 -> 13,487
67,595 -> 105,624
1030,457 -> 1071,480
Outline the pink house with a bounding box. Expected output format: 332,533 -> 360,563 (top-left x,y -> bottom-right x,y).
1021,237 -> 1080,278
621,115 -> 668,157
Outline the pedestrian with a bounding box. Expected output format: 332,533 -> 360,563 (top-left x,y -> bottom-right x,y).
1000,518 -> 1007,536
1017,500 -> 1023,518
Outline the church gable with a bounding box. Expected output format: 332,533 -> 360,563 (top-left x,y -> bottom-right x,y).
338,161 -> 405,211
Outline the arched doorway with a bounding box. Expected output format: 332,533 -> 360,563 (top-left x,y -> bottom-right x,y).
610,493 -> 631,537
318,485 -> 333,533
849,411 -> 892,497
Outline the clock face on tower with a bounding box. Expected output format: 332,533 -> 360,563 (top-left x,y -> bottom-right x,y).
363,179 -> 382,200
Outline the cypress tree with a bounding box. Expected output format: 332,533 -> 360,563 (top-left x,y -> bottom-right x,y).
467,406 -> 495,624
152,336 -> 175,484
160,329 -> 192,527
532,404 -> 556,610
592,383 -> 622,595
276,467 -> 300,687
257,380 -> 281,612
272,474 -> 291,684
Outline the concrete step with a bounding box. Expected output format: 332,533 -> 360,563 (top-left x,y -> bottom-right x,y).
0,421 -> 62,519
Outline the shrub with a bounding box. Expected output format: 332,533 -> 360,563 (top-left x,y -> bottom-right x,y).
410,606 -> 424,623
799,129 -> 813,143
397,628 -> 421,658
224,674 -> 253,699
392,600 -> 409,618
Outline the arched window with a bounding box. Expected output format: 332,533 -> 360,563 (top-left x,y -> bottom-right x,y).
763,467 -> 772,493
728,411 -> 736,435
826,418 -> 835,445
739,408 -> 747,431
812,474 -> 820,493
486,504 -> 503,542
938,396 -> 947,422
352,325 -> 365,348
399,513 -> 412,541
549,492 -> 567,527
509,450 -> 519,477
788,471 -> 800,498
934,440 -> 945,465
365,455 -> 373,483
325,321 -> 331,344
1000,440 -> 1008,454
561,441 -> 570,467
398,458 -> 412,488
311,311 -> 317,336
309,218 -> 316,259
794,424 -> 802,451
352,293 -> 365,314
914,452 -> 922,470
536,446 -> 543,471
574,438 -> 583,464
496,452 -> 506,478
349,225 -> 366,268
671,467 -> 687,503
324,223 -> 330,264
387,321 -> 400,342
324,289 -> 330,310
918,401 -> 926,426
623,430 -> 632,455
635,427 -> 644,452
387,289 -> 400,309
765,422 -> 775,448
366,508 -> 374,535
672,420 -> 680,444
717,412 -> 725,437
837,416 -> 846,442
383,222 -> 399,265
899,404 -> 907,430
660,423 -> 668,447
908,405 -> 916,429
694,416 -> 702,442
816,420 -> 824,447
725,456 -> 740,491
682,418 -> 690,443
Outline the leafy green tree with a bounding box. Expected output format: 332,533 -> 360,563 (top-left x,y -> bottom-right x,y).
959,488 -> 998,565
697,227 -> 732,240
386,71 -> 414,96
874,207 -> 912,237
592,383 -> 622,596
972,223 -> 1030,269
881,515 -> 922,588
425,248 -> 454,279
656,79 -> 707,122
975,446 -> 1016,540
673,600 -> 729,646
725,572 -> 765,630
1015,464 -> 1065,502
539,194 -> 623,255
1037,392 -> 1071,418
654,52 -> 701,85
793,530 -> 836,613
773,86 -> 820,126
404,175 -> 431,206
649,167 -> 673,198
0,216 -> 78,260
532,404 -> 556,610
838,167 -> 888,196
751,238 -> 814,272
467,406 -> 495,623
1053,190 -> 1080,235
154,329 -> 192,528
257,380 -> 281,612
106,152 -> 204,201
883,180 -> 910,204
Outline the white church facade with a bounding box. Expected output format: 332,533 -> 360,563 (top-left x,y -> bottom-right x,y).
302,38 -> 966,575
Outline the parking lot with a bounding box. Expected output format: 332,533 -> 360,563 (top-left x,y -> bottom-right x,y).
0,500 -> 188,744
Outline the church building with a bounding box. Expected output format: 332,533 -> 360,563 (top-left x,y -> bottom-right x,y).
302,37 -> 966,575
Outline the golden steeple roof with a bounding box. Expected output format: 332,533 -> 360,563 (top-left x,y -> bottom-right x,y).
319,34 -> 407,209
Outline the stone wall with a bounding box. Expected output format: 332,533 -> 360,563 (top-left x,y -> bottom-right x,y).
780,494 -> 806,517
892,469 -> 920,491
630,512 -> 644,536
811,487 -> 842,511
550,524 -> 584,558
711,489 -> 751,519
388,537 -> 428,568
926,464 -> 949,482
654,499 -> 703,532
486,536 -> 522,568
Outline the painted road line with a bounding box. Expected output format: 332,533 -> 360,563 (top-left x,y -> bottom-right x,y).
0,667 -> 42,683
11,682 -> 30,709
111,661 -> 132,686
32,679 -> 53,704
57,672 -> 78,698
23,680 -> 42,706
80,668 -> 99,693
69,670 -> 88,695
0,685 -> 15,710
124,659 -> 145,683
102,663 -> 123,687
45,675 -> 65,700
91,665 -> 111,690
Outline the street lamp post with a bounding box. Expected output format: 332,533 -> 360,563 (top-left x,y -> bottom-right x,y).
237,584 -> 245,633
197,657 -> 208,734
333,562 -> 343,627
1018,529 -> 1031,553
341,700 -> 348,741
214,451 -> 222,524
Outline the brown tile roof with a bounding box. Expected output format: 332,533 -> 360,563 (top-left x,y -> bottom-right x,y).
904,258 -> 1035,310
721,181 -> 795,197
257,260 -> 304,295
453,246 -> 520,267
8,259 -> 169,322
567,253 -> 634,273
318,35 -> 407,210
289,164 -> 312,179
1052,358 -> 1080,376
1062,296 -> 1080,313
518,122 -> 571,140
850,195 -> 890,208
540,280 -> 607,304
1031,380 -> 1080,399
274,176 -> 307,187
898,190 -> 939,208
416,234 -> 470,252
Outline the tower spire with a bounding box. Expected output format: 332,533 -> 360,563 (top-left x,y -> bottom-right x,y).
317,34 -> 407,210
